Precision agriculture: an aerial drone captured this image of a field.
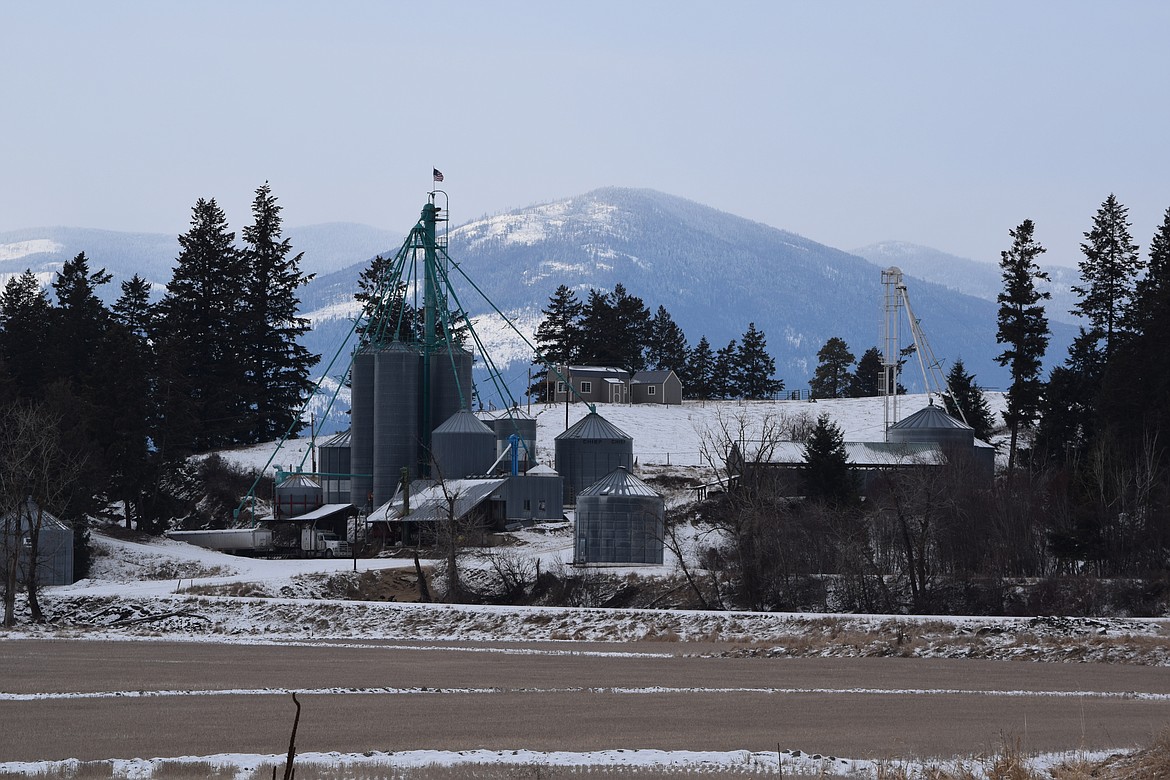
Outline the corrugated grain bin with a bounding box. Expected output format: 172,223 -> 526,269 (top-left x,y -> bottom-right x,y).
431,409 -> 497,479
429,346 -> 474,430
372,342 -> 421,507
276,473 -> 323,519
555,412 -> 634,505
349,348 -> 376,510
574,467 -> 664,565
318,429 -> 352,505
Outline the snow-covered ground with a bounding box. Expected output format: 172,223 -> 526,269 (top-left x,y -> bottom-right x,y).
4,522 -> 1166,778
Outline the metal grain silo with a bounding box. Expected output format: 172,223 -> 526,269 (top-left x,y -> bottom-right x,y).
431,410 -> 497,479
429,345 -> 474,429
318,429 -> 352,504
555,412 -> 634,505
349,348 -> 376,510
275,473 -> 324,519
372,342 -> 421,507
887,403 -> 975,449
574,467 -> 664,565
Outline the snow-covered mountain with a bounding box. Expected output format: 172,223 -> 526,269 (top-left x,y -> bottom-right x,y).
851,240 -> 1082,327
0,223 -> 400,298
305,189 -> 1075,395
3,190 -> 1080,419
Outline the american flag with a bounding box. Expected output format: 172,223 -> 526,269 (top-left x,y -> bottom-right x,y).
433,168 -> 444,182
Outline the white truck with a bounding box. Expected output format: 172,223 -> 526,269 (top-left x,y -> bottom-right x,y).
300,527 -> 350,558
166,528 -> 274,555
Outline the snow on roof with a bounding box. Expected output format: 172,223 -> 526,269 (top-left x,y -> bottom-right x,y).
295,503 -> 356,522
368,478 -> 508,524
526,463 -> 559,476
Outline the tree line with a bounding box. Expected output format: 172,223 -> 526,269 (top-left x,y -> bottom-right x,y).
529,283 -> 783,400
690,193 -> 1170,615
0,184 -> 316,613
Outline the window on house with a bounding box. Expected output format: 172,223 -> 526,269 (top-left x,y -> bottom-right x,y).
524,499 -> 531,510
647,385 -> 657,395
556,381 -> 565,393
580,381 -> 592,393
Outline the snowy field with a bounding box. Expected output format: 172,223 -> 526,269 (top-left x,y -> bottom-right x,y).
5,394 -> 1168,778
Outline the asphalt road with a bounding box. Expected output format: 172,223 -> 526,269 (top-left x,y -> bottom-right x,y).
2,639 -> 1168,762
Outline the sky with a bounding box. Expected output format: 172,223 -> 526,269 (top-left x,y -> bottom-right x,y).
3,1 -> 1169,267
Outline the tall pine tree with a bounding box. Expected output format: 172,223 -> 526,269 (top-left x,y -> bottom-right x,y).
645,305 -> 689,375
685,336 -> 716,400
736,322 -> 782,400
801,414 -> 856,506
942,359 -> 996,442
239,183 -> 317,442
0,270 -> 52,399
809,337 -> 854,399
848,347 -> 883,398
712,339 -> 740,399
995,219 -> 1050,471
1073,194 -> 1143,361
154,197 -> 248,453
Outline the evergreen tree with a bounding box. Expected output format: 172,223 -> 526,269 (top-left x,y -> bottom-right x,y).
355,256 -> 419,344
735,322 -> 782,400
645,305 -> 689,376
848,347 -> 883,398
107,278 -> 156,528
1125,205 -> 1170,336
685,336 -> 716,399
50,252 -> 113,386
575,288 -> 612,366
1097,207 -> 1170,462
1035,329 -> 1102,465
112,274 -> 155,339
239,183 -> 317,442
809,337 -> 854,399
608,283 -> 652,371
532,284 -> 583,367
942,359 -> 996,442
801,413 -> 856,506
0,270 -> 52,399
995,219 -> 1050,471
575,283 -> 651,371
712,339 -> 739,399
1073,194 -> 1143,361
154,197 -> 248,454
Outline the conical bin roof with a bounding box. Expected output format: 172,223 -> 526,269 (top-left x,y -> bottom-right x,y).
434,409 -> 495,436
889,403 -> 972,431
555,412 -> 631,442
578,466 -> 660,498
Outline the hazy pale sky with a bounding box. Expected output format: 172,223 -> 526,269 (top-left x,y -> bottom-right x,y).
3,1 -> 1168,266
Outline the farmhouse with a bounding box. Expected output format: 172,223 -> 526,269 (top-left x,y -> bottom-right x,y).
542,365 -> 683,405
